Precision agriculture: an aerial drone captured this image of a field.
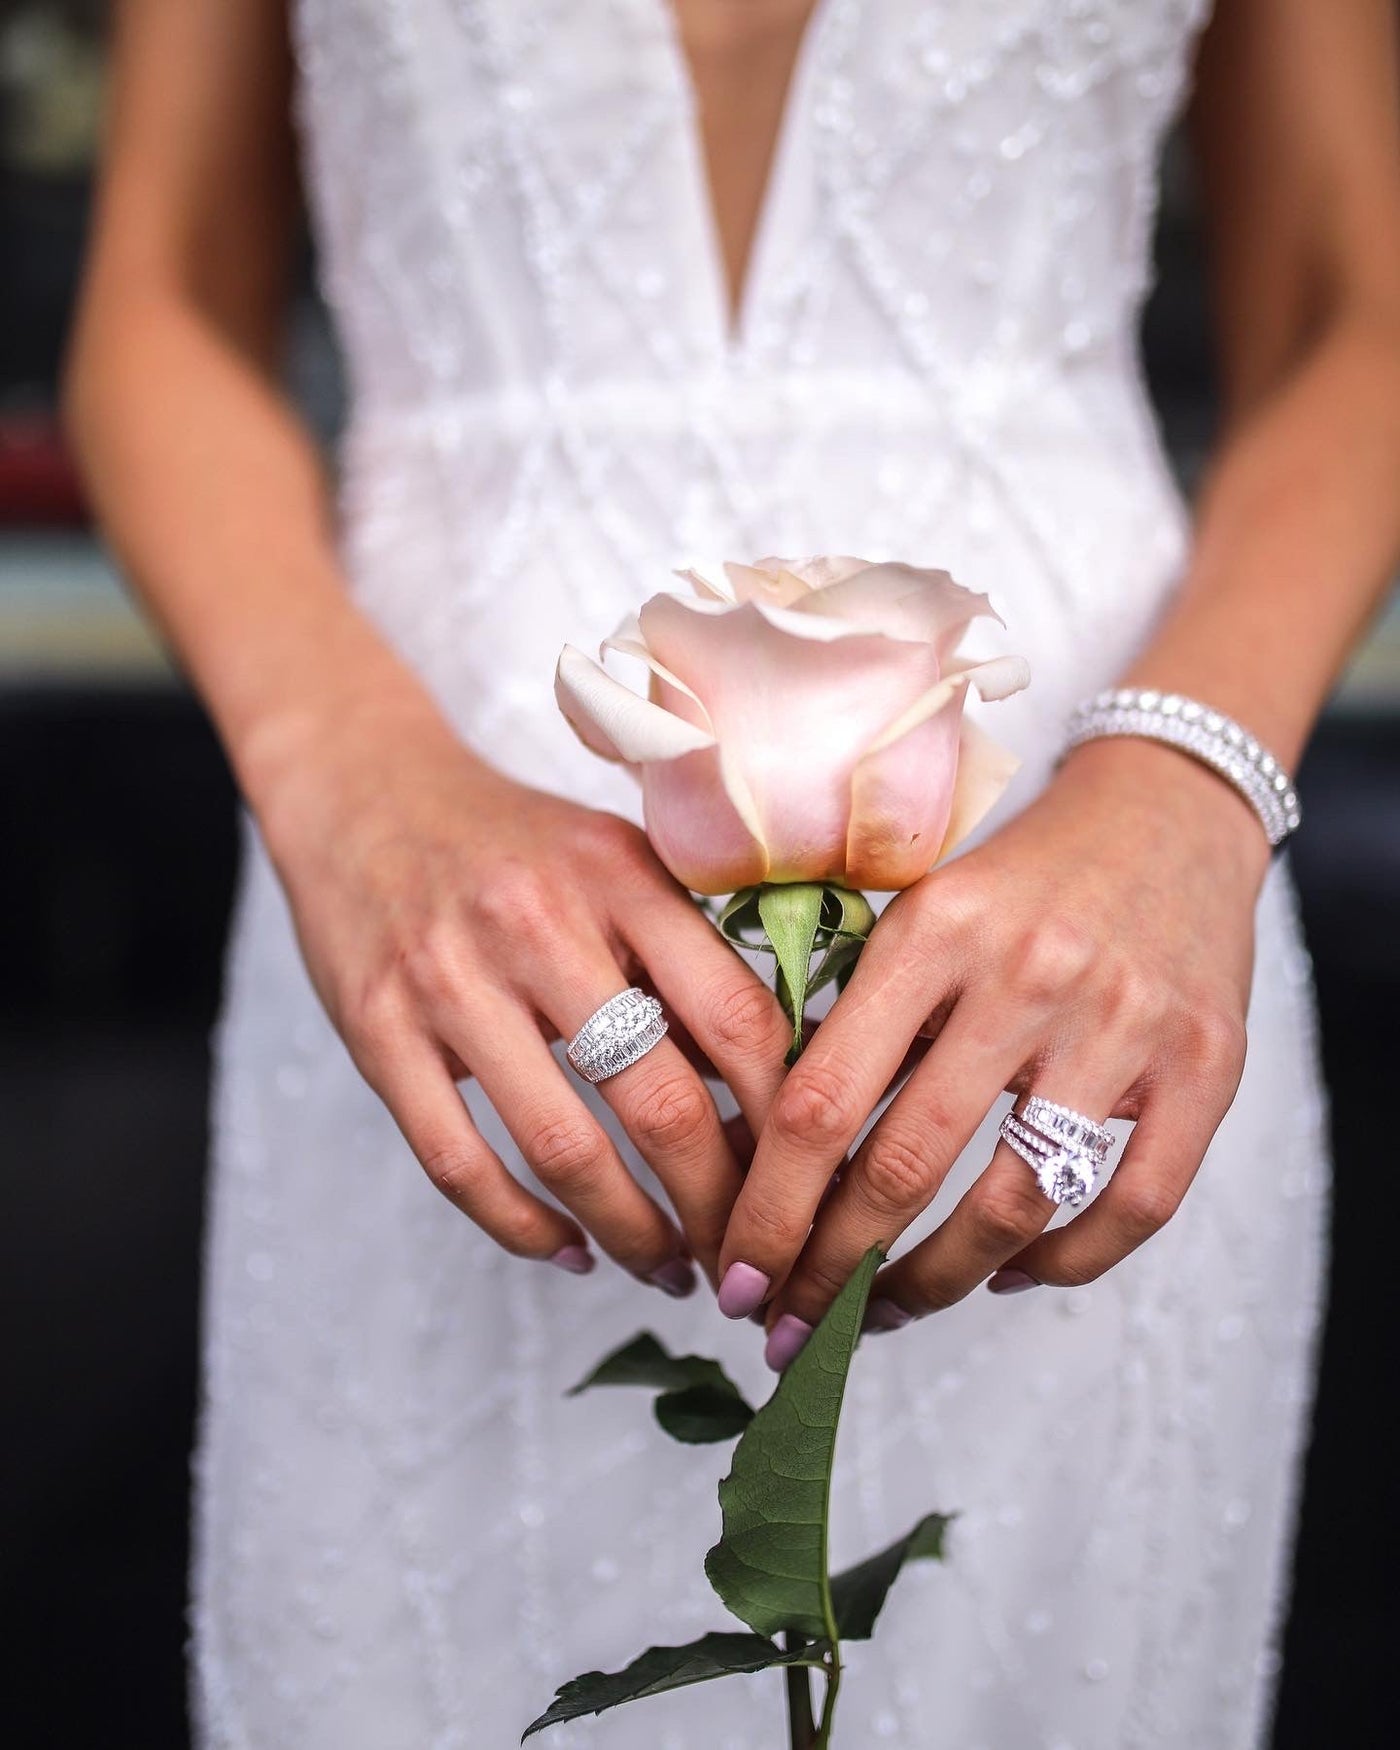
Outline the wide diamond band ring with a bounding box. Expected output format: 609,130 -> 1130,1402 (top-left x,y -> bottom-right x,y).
999,1095 -> 1113,1208
566,988 -> 668,1084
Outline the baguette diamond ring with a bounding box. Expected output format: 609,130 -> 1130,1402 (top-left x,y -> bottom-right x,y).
566,988 -> 668,1084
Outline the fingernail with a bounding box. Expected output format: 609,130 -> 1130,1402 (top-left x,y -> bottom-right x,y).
988,1268 -> 1039,1295
548,1244 -> 594,1276
717,1262 -> 771,1320
648,1258 -> 699,1299
863,1296 -> 913,1334
764,1314 -> 813,1372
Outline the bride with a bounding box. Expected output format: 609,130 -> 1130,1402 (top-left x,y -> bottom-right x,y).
66,1 -> 1399,1744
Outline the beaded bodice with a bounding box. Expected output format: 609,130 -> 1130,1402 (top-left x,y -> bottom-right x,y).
295,0 -> 1208,421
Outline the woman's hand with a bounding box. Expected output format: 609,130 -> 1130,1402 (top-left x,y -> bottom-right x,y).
253,689 -> 792,1293
715,737 -> 1274,1361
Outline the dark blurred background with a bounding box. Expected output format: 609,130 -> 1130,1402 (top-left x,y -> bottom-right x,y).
2,7 -> 1397,1748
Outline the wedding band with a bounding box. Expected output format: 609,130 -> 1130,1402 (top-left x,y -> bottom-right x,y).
998,1096 -> 1112,1208
1021,1095 -> 1112,1162
566,988 -> 668,1084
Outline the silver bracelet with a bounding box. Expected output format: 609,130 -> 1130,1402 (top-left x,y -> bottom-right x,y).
1063,688 -> 1302,848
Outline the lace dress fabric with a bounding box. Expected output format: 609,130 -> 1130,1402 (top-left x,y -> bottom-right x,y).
192,2 -> 1330,1744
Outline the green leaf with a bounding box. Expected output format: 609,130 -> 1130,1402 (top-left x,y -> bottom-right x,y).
522,1631 -> 825,1738
656,1385 -> 755,1444
704,1246 -> 884,1640
569,1333 -> 755,1445
757,883 -> 826,1060
829,1511 -> 952,1641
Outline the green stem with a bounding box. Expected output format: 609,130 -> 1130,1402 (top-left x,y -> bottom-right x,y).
813,1652 -> 843,1749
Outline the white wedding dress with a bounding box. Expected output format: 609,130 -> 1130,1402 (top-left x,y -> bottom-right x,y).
192,3 -> 1332,1745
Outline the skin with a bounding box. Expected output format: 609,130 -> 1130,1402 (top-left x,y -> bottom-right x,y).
66,2 -> 1400,1350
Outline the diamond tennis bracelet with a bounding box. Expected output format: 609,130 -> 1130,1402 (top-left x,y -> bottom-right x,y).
1063,688 -> 1302,848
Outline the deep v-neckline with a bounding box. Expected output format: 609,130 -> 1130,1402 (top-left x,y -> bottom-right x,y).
652,0 -> 832,354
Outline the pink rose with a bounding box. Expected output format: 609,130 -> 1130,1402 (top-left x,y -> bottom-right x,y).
555,556 -> 1029,895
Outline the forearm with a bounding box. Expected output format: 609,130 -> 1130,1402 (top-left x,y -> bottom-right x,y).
63,290 -> 453,813
1120,306 -> 1400,769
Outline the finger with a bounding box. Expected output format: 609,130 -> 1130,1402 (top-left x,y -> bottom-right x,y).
997,1066 -> 1235,1289
622,899 -> 792,1134
718,897 -> 956,1307
461,1000 -> 697,1293
870,1059 -> 1133,1322
539,950 -> 747,1284
767,995 -> 1039,1327
365,1030 -> 589,1267
673,1005 -> 920,1088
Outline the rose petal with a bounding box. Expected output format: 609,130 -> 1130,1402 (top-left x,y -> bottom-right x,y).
750,600 -> 881,642
555,644 -> 715,765
640,594 -> 941,882
845,686 -> 964,891
643,750 -> 770,894
602,615 -> 712,724
941,651 -> 1031,701
673,563 -> 810,608
673,565 -> 736,604
647,589 -> 883,646
725,562 -> 811,606
775,555 -> 871,589
862,653 -> 1031,756
791,561 -> 1003,658
936,715 -> 1022,860
645,672 -> 767,845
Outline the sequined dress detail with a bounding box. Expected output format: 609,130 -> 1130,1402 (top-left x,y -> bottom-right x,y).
192,3 -> 1330,1744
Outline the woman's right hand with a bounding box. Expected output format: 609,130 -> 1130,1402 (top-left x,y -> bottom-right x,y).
252,686 -> 793,1295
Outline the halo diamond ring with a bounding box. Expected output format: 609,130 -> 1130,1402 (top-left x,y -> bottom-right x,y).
999,1096 -> 1112,1208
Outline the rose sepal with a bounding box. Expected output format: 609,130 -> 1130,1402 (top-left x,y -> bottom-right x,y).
718,882 -> 876,1062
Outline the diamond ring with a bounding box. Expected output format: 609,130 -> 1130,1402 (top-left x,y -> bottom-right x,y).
566,988 -> 668,1084
998,1096 -> 1112,1208
1020,1095 -> 1112,1163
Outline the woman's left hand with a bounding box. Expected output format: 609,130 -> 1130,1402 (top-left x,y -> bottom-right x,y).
716,735 -> 1274,1359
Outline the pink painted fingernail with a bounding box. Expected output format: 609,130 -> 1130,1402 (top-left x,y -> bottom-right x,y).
718,1262 -> 770,1319
764,1314 -> 813,1372
548,1245 -> 594,1276
863,1296 -> 913,1333
648,1258 -> 699,1299
988,1268 -> 1039,1295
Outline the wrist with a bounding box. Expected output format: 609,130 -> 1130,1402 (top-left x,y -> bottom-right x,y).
1054,735 -> 1273,894
225,619 -> 467,846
